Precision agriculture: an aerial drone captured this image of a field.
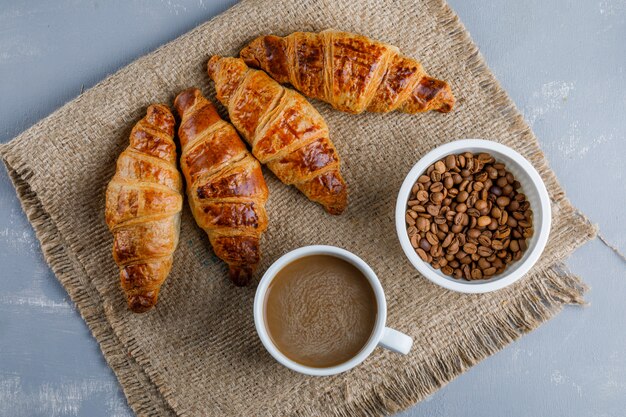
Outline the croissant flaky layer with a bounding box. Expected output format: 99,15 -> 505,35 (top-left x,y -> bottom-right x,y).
207,56 -> 348,215
240,30 -> 455,114
105,104 -> 183,313
175,88 -> 269,286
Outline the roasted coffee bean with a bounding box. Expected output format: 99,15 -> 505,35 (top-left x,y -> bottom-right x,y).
407,152 -> 532,282
496,196 -> 511,207
416,216 -> 430,232
416,248 -> 430,262
477,246 -> 493,257
442,233 -> 454,248
445,154 -> 457,169
471,269 -> 483,280
475,199 -> 488,211
456,190 -> 469,202
430,182 -> 444,192
434,215 -> 447,225
426,231 -> 439,246
483,267 -> 497,276
478,258 -> 491,269
426,204 -> 441,216
477,216 -> 491,227
463,242 -> 478,254
430,192 -> 445,204
491,240 -> 504,250
490,185 -> 503,196
478,235 -> 492,247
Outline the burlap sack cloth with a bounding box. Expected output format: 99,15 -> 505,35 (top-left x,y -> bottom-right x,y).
0,0 -> 596,415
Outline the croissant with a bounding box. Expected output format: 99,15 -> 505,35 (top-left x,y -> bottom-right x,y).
239,30 -> 455,114
207,56 -> 347,215
105,104 -> 183,313
174,88 -> 269,286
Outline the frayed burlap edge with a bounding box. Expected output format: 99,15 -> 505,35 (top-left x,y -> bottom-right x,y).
0,0 -> 598,416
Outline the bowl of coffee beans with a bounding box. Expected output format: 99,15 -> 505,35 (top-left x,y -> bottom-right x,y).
395,139 -> 551,293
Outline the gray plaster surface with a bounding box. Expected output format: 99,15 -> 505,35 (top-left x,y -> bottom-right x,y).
0,1 -> 624,416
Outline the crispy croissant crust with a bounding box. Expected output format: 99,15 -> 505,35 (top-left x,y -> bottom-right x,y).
240,30 -> 455,114
174,88 -> 269,286
105,104 -> 183,313
207,56 -> 347,215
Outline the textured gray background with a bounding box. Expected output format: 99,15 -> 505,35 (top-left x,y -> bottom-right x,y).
0,0 -> 625,416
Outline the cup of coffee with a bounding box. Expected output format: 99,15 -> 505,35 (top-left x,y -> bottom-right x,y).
254,245 -> 413,376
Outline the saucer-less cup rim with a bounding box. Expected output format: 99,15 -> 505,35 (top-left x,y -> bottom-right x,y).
254,245 -> 413,376
395,139 -> 551,294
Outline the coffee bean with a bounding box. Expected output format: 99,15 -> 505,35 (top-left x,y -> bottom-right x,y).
456,190 -> 469,203
445,154 -> 457,169
496,196 -> 511,207
471,269 -> 483,280
426,232 -> 439,246
416,217 -> 430,232
430,192 -> 445,204
434,215 -> 447,225
463,242 -> 477,254
490,185 -> 502,196
477,216 -> 491,227
477,246 -> 493,257
483,267 -> 497,276
478,235 -> 491,247
475,199 -> 488,211
434,161 -> 446,174
407,152 -> 532,282
491,240 -> 504,250
430,182 -> 444,192
426,204 -> 441,216
416,248 -> 429,262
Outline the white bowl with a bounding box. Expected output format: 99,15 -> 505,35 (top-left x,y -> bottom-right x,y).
395,139 -> 551,293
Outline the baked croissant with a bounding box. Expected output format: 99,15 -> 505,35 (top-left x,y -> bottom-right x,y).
207,56 -> 347,215
240,30 -> 455,114
105,104 -> 183,313
174,88 -> 269,286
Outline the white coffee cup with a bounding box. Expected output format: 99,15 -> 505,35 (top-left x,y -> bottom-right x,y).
253,245 -> 413,376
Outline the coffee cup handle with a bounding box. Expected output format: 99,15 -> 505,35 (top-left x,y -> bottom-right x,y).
378,327 -> 413,355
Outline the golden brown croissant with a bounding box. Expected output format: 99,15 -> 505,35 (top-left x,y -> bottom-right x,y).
207,56 -> 347,215
105,104 -> 183,313
240,30 -> 455,114
174,88 -> 269,286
